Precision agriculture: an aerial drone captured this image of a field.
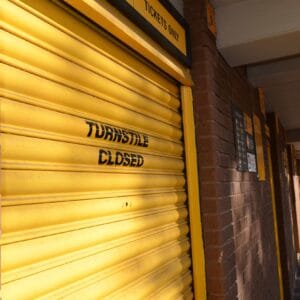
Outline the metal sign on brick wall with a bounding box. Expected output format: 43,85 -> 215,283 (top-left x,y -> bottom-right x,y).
244,113 -> 257,173
232,106 -> 257,172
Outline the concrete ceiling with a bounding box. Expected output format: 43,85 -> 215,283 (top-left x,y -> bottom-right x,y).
212,0 -> 300,66
248,56 -> 300,130
212,0 -> 300,157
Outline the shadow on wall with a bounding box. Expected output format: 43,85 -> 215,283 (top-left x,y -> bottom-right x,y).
231,160 -> 280,300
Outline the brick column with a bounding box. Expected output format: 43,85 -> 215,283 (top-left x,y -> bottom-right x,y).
184,1 -> 281,299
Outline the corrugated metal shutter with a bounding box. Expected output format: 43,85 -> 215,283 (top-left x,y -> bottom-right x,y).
1,0 -> 194,299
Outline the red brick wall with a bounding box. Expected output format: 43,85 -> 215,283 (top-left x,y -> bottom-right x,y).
184,1 -> 281,299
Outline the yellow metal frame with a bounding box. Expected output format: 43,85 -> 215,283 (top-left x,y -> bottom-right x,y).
181,86 -> 207,299
3,0 -> 206,297
266,141 -> 284,300
63,0 -> 192,86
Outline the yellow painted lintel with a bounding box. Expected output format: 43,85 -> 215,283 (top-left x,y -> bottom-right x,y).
63,0 -> 193,86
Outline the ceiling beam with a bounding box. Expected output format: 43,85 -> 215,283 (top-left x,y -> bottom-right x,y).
214,0 -> 300,66
247,57 -> 300,88
287,129 -> 300,142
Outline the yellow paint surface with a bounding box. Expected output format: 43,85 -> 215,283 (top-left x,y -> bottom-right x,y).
181,86 -> 207,299
1,0 -> 202,298
244,113 -> 253,135
254,114 -> 266,181
267,142 -> 284,300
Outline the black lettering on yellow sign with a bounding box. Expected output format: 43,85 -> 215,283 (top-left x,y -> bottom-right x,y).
86,120 -> 149,147
144,0 -> 179,41
168,24 -> 179,41
99,149 -> 144,167
144,0 -> 167,30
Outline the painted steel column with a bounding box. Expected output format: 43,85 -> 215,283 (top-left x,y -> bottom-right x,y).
181,86 -> 207,299
267,141 -> 284,300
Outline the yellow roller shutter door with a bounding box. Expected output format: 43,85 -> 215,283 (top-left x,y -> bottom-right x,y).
1,0 -> 194,299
